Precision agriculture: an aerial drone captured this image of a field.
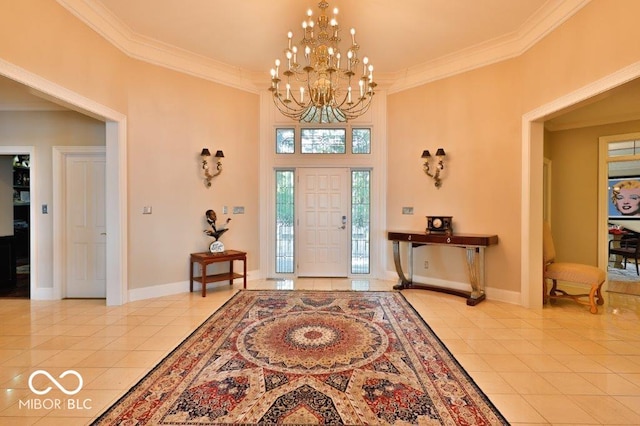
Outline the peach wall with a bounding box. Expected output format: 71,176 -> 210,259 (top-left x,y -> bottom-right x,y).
388,60 -> 522,291
0,0 -> 127,113
2,0 -> 640,300
387,0 -> 640,295
125,62 -> 260,289
0,1 -> 260,292
521,0 -> 640,112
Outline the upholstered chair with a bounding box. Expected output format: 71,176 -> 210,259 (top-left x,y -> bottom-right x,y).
543,222 -> 606,314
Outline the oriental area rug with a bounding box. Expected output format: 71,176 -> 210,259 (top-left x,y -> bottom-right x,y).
93,290 -> 508,425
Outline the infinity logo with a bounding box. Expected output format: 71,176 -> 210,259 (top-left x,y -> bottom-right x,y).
28,370 -> 83,396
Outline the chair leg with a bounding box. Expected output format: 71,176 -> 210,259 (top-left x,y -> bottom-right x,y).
588,285 -> 599,314
596,282 -> 605,306
636,260 -> 639,275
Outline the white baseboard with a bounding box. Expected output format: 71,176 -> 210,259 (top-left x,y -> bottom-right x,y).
31,287 -> 57,300
128,269 -> 260,302
484,286 -> 522,305
384,270 -> 522,305
410,274 -> 474,294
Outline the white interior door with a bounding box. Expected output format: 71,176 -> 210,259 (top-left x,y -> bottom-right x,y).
65,152 -> 106,298
298,168 -> 350,277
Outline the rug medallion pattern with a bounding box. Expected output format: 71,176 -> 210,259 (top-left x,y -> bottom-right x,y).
93,291 -> 508,425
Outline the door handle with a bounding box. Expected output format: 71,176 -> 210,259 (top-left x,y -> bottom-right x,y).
339,215 -> 347,230
100,232 -> 107,235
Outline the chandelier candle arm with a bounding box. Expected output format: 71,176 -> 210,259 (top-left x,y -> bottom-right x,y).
269,0 -> 376,123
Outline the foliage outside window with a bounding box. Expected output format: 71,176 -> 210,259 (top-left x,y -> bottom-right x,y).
276,128 -> 295,154
352,128 -> 371,154
301,128 -> 346,154
275,170 -> 295,273
351,170 -> 370,274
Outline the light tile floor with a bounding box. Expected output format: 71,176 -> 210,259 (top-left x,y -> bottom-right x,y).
1,278 -> 639,425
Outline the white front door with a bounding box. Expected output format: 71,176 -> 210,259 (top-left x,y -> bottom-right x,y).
65,152 -> 106,298
298,168 -> 350,277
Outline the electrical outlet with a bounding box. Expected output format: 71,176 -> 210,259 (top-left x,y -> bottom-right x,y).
424,261 -> 429,269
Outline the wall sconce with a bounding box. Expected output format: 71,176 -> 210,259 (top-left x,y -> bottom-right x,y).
422,148 -> 446,188
201,148 -> 224,187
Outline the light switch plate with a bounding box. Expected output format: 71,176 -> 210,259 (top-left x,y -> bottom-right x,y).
143,206 -> 152,214
402,207 -> 414,215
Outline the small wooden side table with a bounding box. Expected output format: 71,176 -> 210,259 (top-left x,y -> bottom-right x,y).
190,250 -> 247,297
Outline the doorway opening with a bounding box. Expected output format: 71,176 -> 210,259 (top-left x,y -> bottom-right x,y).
274,168 -> 371,277
0,154 -> 30,298
601,134 -> 640,297
0,59 -> 128,305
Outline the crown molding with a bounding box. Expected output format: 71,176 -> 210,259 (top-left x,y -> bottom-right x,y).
57,0 -> 589,96
387,0 -> 591,94
56,0 -> 259,94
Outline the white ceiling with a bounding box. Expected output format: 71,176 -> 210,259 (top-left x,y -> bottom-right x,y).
0,77 -> 66,112
90,0 -> 551,75
1,0 -> 569,110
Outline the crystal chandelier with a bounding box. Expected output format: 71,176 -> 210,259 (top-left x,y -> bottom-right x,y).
269,1 -> 376,123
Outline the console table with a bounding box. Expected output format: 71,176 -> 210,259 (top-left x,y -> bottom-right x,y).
190,250 -> 247,297
388,231 -> 498,305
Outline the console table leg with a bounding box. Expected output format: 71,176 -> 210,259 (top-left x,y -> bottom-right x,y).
392,240 -> 412,289
201,263 -> 206,297
465,247 -> 486,305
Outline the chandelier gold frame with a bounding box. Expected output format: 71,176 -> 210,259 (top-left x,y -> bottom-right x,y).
269,1 -> 376,123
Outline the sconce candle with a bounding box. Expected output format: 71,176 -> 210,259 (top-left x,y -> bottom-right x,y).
422,148 -> 446,188
201,148 -> 224,187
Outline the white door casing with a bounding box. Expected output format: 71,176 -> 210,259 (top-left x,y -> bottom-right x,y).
1,59 -> 127,305
297,168 -> 350,277
64,149 -> 107,298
